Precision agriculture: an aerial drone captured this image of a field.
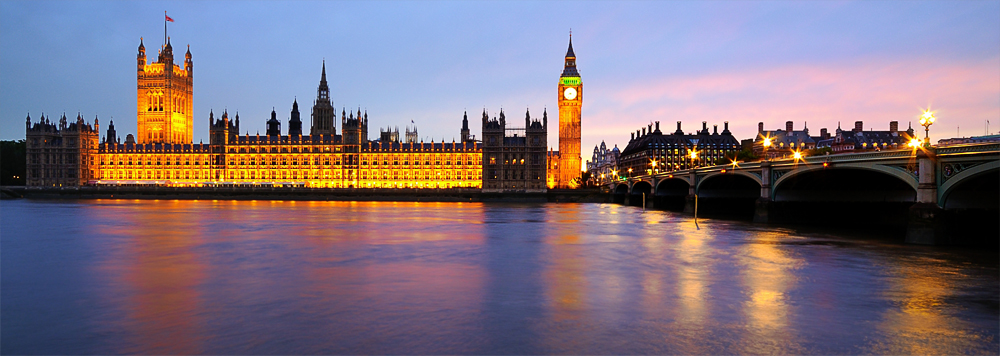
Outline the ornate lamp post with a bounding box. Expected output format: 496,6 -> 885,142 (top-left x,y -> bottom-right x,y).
919,110 -> 936,147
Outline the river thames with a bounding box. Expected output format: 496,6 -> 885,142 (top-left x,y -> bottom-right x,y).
2,199 -> 997,354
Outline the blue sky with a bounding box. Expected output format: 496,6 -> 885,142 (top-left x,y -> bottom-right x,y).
2,1 -> 998,165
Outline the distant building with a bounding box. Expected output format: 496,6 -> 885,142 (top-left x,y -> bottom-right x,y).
586,141 -> 619,185
752,121 -> 821,159
25,113 -> 100,187
937,134 -> 1000,146
754,120 -> 917,158
619,121 -> 739,177
822,121 -> 916,153
482,109 -> 548,193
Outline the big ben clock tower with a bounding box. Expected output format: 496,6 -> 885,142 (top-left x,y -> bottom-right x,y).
557,33 -> 582,188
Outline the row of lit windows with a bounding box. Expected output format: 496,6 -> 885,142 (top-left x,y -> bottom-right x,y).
227,146 -> 479,154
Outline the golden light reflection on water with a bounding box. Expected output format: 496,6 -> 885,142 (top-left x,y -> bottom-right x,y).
674,220 -> 709,326
111,200 -> 207,354
868,258 -> 986,355
739,232 -> 803,354
15,199 -> 988,354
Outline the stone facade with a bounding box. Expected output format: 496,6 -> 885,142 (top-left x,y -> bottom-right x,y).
136,37 -> 193,144
25,113 -> 100,186
482,109 -> 548,193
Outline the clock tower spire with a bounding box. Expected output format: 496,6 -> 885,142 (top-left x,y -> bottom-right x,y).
555,32 -> 583,188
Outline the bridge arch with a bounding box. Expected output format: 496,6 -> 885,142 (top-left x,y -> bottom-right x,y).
694,172 -> 761,218
772,163 -> 918,199
695,171 -> 761,192
939,160 -> 1000,207
629,181 -> 653,207
612,183 -> 630,204
769,165 -> 916,232
654,177 -> 689,211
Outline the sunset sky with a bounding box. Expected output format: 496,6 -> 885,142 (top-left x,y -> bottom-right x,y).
2,0 -> 998,167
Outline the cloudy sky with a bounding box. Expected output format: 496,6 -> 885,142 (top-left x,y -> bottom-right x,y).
2,0 -> 998,166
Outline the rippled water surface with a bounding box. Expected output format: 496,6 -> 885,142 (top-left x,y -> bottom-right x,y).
2,199 -> 997,354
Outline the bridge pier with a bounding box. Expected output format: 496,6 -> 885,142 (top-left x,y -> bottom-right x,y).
753,162 -> 773,223
906,150 -> 947,245
682,171 -> 697,214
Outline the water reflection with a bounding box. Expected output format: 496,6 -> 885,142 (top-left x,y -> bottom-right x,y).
738,232 -> 802,354
0,200 -> 996,354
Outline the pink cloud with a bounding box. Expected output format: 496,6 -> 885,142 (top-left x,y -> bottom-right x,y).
582,57 -> 1000,150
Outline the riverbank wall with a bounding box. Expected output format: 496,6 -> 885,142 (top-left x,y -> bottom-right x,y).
1,186 -> 609,203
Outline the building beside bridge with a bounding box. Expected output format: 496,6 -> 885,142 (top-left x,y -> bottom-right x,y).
618,121 -> 740,178
753,120 -> 917,158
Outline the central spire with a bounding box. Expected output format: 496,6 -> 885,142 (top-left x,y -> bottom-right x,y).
318,60 -> 329,98
566,30 -> 576,58
561,32 -> 580,77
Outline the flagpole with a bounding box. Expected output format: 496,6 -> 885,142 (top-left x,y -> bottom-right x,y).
163,11 -> 167,48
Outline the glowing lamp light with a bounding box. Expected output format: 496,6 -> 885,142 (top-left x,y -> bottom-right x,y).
793,151 -> 802,160
762,137 -> 772,148
908,138 -> 922,148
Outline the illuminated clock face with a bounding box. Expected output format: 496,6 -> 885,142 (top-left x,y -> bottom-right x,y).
563,87 -> 578,100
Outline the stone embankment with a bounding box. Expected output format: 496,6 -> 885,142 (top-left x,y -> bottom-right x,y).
3,186 -> 610,203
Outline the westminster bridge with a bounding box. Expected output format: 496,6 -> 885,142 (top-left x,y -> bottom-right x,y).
607,142 -> 999,245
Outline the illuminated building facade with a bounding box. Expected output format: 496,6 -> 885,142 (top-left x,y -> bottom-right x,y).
136,37 -> 193,144
92,109 -> 482,188
619,121 -> 739,177
482,109 -> 548,192
90,63 -> 482,188
25,113 -> 100,187
26,33 -> 544,191
586,141 -> 619,185
550,34 -> 583,189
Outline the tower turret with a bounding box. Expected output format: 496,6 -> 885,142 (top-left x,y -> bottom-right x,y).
137,37 -> 146,71
461,111 -> 470,142
267,108 -> 281,137
289,99 -> 302,137
310,61 -> 336,136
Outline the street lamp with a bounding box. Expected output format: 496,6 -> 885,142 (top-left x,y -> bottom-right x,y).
627,168 -> 633,178
919,110 -> 936,147
688,149 -> 698,169
762,136 -> 772,161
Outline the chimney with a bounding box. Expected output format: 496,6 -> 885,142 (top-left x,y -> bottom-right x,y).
854,121 -> 863,132
725,121 -> 730,131
820,128 -> 829,139
758,122 -> 764,134
889,121 -> 898,133
631,132 -> 635,141
642,127 -> 646,136
786,121 -> 793,132
713,124 -> 718,135
654,121 -> 660,132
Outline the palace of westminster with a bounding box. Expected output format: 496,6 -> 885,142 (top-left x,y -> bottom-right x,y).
25,33 -> 587,192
